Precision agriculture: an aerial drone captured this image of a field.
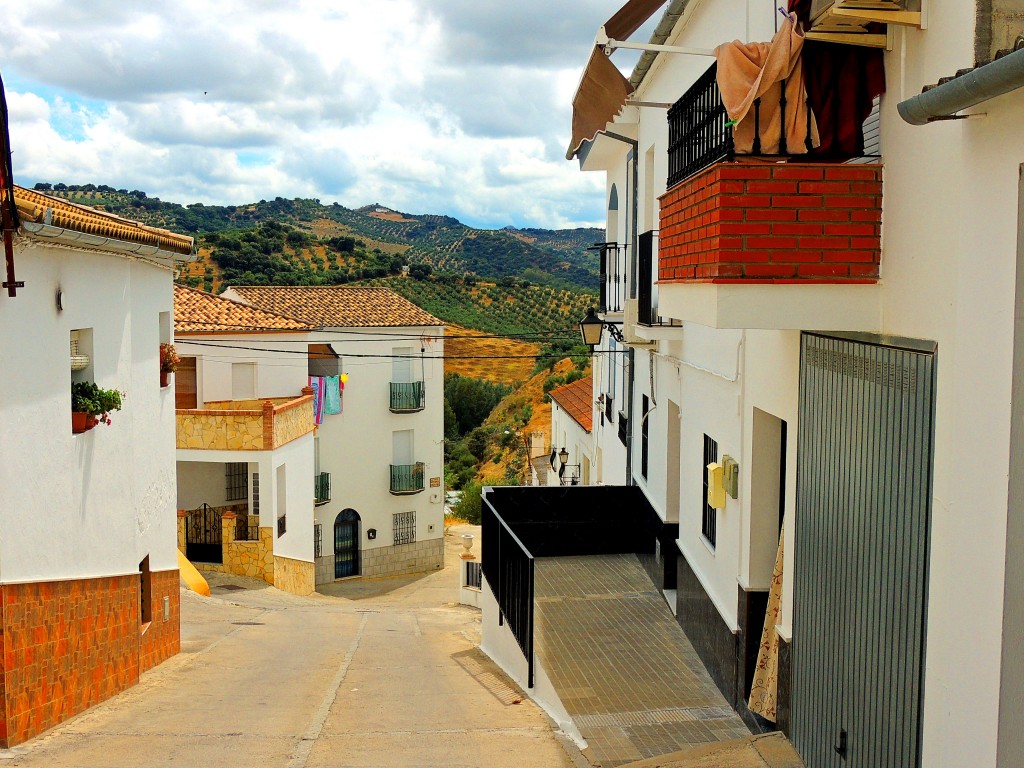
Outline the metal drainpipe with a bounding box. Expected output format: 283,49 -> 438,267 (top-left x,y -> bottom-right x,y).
597,131 -> 640,487
897,45 -> 1024,125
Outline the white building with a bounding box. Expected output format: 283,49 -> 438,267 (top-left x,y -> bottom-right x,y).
0,185 -> 193,745
173,285 -> 318,595
548,375 -> 594,486
222,286 -> 447,582
484,1 -> 1024,766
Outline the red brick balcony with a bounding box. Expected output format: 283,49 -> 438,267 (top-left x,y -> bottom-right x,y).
657,161 -> 884,331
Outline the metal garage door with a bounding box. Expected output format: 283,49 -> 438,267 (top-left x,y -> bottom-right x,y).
793,333 -> 935,768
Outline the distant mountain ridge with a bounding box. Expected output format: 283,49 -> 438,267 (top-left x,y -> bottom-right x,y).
30,183 -> 604,291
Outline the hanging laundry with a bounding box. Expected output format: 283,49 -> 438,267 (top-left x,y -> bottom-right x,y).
308,376 -> 325,425
715,12 -> 819,155
324,375 -> 341,415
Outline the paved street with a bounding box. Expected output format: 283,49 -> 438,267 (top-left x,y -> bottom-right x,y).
0,527 -> 578,768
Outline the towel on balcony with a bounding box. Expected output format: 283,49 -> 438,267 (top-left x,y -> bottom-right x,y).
324,375 -> 341,415
308,376 -> 325,425
715,12 -> 819,155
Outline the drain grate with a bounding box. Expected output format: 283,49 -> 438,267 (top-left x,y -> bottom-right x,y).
574,705 -> 736,729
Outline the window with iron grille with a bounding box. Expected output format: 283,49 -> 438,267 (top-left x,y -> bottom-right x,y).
251,472 -> 260,515
314,523 -> 322,559
393,511 -> 416,546
702,435 -> 718,547
226,463 -> 247,501
641,396 -> 650,479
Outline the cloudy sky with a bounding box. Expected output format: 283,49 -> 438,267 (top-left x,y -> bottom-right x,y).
0,1 -> 651,230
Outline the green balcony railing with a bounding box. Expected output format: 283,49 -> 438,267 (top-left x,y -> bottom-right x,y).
314,472 -> 331,506
390,381 -> 425,413
390,462 -> 425,495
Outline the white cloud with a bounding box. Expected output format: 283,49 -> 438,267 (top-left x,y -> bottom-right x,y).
1,0 -> 614,229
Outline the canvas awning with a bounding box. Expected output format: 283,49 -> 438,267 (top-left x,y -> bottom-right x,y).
566,0 -> 667,160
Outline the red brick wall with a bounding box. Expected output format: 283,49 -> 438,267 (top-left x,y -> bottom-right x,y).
0,570 -> 180,747
658,162 -> 882,283
140,570 -> 180,673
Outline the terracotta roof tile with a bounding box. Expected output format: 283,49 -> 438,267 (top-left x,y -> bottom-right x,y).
228,285 -> 443,328
174,285 -> 311,334
549,375 -> 593,433
14,186 -> 194,255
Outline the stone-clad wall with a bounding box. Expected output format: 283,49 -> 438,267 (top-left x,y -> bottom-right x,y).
361,538 -> 444,578
274,556 -> 315,595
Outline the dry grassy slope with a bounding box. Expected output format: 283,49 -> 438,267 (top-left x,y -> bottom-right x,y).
443,325 -> 538,384
475,358 -> 581,483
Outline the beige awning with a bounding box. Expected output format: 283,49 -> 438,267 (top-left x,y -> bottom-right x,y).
566,0 -> 667,159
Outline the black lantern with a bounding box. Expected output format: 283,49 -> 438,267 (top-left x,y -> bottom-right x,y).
579,307 -> 604,348
558,447 -> 569,465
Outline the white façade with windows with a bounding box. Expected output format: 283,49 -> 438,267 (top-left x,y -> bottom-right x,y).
309,325 -> 446,582
569,0 -> 1024,765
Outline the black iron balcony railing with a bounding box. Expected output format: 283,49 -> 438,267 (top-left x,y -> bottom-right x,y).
390,462 -> 425,495
667,62 -> 733,189
390,381 -> 425,413
314,471 -> 331,506
667,60 -> 815,189
590,241 -> 626,314
638,231 -> 655,326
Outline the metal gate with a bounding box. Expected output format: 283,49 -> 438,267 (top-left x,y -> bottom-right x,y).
334,509 -> 360,578
185,503 -> 223,564
793,333 -> 935,768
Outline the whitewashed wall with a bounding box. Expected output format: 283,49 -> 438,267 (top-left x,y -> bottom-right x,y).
549,400 -> 592,485
312,327 -> 445,554
174,331 -> 310,404
0,239 -> 179,579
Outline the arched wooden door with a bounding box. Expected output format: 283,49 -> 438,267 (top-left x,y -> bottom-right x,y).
334,509 -> 360,578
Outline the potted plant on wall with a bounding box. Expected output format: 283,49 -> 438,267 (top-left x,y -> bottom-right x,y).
71,381 -> 124,433
160,343 -> 180,388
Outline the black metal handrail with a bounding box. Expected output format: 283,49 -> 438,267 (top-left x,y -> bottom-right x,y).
390,462 -> 425,494
314,471 -> 331,506
390,381 -> 425,413
482,497 -> 535,688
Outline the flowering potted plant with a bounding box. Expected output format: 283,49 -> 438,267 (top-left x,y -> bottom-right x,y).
71,381 -> 124,433
160,343 -> 180,387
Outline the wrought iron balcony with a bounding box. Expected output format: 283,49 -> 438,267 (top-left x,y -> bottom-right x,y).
390,462 -> 425,495
314,471 -> 331,506
390,381 -> 425,413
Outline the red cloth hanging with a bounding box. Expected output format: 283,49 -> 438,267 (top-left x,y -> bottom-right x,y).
788,0 -> 886,156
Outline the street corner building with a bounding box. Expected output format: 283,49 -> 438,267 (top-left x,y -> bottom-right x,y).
482,2 -> 1024,768
0,185 -> 194,746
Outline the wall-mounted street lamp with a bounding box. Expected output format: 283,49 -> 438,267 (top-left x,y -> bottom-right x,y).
557,447 -> 581,486
579,307 -> 624,350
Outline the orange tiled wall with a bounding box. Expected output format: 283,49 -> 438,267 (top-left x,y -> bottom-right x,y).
659,162 -> 882,283
0,570 -> 180,747
140,570 -> 181,673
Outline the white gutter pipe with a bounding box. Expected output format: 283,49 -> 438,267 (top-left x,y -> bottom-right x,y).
20,220 -> 195,268
897,46 -> 1024,125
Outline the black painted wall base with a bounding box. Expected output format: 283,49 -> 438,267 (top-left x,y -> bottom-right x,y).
675,552 -> 783,733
